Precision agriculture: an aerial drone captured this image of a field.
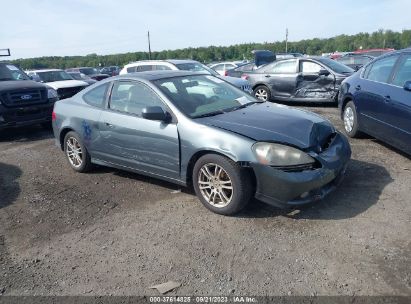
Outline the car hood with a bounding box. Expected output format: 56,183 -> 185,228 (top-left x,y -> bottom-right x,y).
0,80 -> 46,93
44,80 -> 89,90
219,75 -> 249,87
196,103 -> 335,150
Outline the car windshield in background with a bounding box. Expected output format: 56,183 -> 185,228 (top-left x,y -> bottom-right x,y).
0,64 -> 30,81
80,68 -> 98,75
154,75 -> 259,118
68,72 -> 82,80
317,57 -> 355,74
37,71 -> 73,82
175,62 -> 218,76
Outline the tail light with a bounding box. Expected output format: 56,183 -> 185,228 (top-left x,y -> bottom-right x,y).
224,70 -> 228,76
52,111 -> 56,121
241,74 -> 249,80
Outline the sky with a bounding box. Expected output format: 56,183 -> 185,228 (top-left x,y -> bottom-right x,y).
1,0 -> 409,60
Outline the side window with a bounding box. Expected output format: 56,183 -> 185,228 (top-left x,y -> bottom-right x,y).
263,60 -> 297,74
109,81 -> 165,116
155,65 -> 172,71
301,61 -> 322,73
83,83 -> 110,108
225,64 -> 236,70
392,54 -> 411,87
136,65 -> 153,72
365,55 -> 399,83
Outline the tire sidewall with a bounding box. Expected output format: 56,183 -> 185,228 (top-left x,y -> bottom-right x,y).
343,101 -> 359,138
192,154 -> 251,215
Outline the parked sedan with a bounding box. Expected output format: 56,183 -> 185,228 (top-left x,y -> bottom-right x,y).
67,72 -> 97,85
339,48 -> 411,155
52,71 -> 351,215
65,67 -> 110,81
244,57 -> 354,103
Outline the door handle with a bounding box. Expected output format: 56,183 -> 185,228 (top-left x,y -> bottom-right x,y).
384,95 -> 391,103
104,122 -> 114,128
265,75 -> 271,78
355,85 -> 361,91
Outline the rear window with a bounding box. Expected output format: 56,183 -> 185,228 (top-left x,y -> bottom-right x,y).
83,83 -> 110,108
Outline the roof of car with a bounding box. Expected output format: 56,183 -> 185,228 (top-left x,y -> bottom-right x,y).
126,59 -> 198,66
116,70 -> 209,81
27,69 -> 62,73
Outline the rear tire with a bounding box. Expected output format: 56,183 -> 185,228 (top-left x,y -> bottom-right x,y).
63,131 -> 92,172
193,154 -> 253,215
343,101 -> 360,138
253,86 -> 271,102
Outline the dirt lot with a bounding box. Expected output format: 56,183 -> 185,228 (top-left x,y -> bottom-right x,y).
0,106 -> 410,297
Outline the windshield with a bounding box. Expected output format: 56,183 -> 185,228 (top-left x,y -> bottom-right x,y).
154,75 -> 259,118
79,68 -> 98,75
37,70 -> 73,82
175,62 -> 218,76
0,64 -> 30,81
317,58 -> 355,74
68,72 -> 82,80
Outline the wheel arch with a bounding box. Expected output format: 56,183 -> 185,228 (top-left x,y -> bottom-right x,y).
59,127 -> 75,150
185,150 -> 256,189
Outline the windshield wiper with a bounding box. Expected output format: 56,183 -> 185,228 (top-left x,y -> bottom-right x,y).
227,101 -> 261,112
192,110 -> 226,119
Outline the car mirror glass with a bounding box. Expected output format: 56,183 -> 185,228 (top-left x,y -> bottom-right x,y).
403,81 -> 411,92
141,106 -> 168,121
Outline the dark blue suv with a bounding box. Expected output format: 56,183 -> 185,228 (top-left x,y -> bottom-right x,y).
338,48 -> 411,155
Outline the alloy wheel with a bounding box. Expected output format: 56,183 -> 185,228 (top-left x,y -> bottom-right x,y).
344,106 -> 354,133
66,136 -> 83,168
255,89 -> 268,101
197,163 -> 233,208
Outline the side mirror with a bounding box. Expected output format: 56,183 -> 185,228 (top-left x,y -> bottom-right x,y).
142,106 -> 168,121
318,69 -> 330,76
404,81 -> 411,92
30,75 -> 41,82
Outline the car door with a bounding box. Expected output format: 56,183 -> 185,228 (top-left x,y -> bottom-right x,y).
97,80 -> 180,180
296,60 -> 335,101
385,53 -> 411,153
258,59 -> 299,98
354,54 -> 401,139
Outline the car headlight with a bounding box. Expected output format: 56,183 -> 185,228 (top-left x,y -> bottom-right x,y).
47,88 -> 58,99
252,142 -> 315,167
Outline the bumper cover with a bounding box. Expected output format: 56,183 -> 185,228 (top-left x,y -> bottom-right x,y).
0,99 -> 57,129
252,132 -> 351,208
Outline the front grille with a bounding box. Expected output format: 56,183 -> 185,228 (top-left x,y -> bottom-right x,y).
274,161 -> 321,173
57,86 -> 86,99
1,89 -> 47,107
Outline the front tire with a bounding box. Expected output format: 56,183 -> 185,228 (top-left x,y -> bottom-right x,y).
63,131 -> 92,172
253,85 -> 271,101
193,154 -> 253,215
343,101 -> 360,138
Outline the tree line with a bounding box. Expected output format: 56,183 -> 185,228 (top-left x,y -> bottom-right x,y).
7,29 -> 411,70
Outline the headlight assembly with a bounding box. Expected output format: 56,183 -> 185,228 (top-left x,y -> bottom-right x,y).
252,142 -> 315,167
47,88 -> 58,99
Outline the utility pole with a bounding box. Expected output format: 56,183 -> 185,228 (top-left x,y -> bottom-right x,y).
285,28 -> 289,53
147,31 -> 152,60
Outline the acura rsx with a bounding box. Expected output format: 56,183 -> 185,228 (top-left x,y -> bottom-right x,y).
52,71 -> 351,215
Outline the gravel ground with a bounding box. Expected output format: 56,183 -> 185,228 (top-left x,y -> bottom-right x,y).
0,105 -> 410,297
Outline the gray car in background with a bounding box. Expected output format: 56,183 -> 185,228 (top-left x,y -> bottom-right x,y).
52,70 -> 351,215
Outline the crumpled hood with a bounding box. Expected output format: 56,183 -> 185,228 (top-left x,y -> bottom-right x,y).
45,80 -> 89,90
0,80 -> 46,93
197,103 -> 335,150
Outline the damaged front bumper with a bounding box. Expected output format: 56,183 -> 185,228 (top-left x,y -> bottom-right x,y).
251,132 -> 351,208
